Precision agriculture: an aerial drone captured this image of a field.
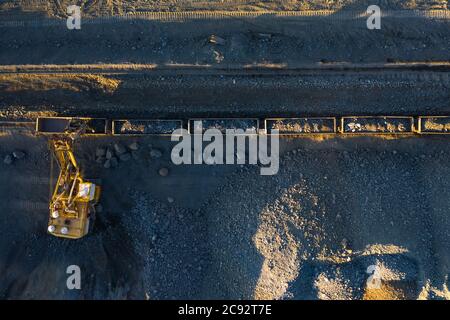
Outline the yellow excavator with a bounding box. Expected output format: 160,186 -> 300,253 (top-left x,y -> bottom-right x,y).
47,122 -> 101,239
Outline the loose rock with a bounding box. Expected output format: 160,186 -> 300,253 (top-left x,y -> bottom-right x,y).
96,156 -> 105,164
114,143 -> 127,155
106,148 -> 113,159
131,150 -> 140,160
150,148 -> 163,159
3,154 -> 13,165
129,142 -> 139,151
104,159 -> 111,169
158,167 -> 169,177
209,35 -> 225,45
95,147 -> 106,158
110,157 -> 118,168
119,153 -> 132,162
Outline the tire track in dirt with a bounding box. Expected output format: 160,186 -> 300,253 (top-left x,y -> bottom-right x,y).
0,9 -> 449,27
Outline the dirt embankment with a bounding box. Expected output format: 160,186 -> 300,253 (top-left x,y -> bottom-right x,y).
1,71 -> 449,118
0,74 -> 121,93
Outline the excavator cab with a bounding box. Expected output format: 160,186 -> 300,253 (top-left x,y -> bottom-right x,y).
47,139 -> 101,239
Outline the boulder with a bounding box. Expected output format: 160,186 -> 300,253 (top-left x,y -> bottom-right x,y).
104,159 -> 111,169
12,150 -> 25,159
3,154 -> 13,165
129,142 -> 139,151
96,156 -> 105,164
158,167 -> 169,177
131,150 -> 140,160
114,143 -> 126,155
105,148 -> 113,159
150,148 -> 163,159
95,147 -> 106,158
209,35 -> 226,45
110,157 -> 118,168
119,153 -> 132,162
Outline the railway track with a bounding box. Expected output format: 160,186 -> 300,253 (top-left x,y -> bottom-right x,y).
1,62 -> 450,76
1,62 -> 449,118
